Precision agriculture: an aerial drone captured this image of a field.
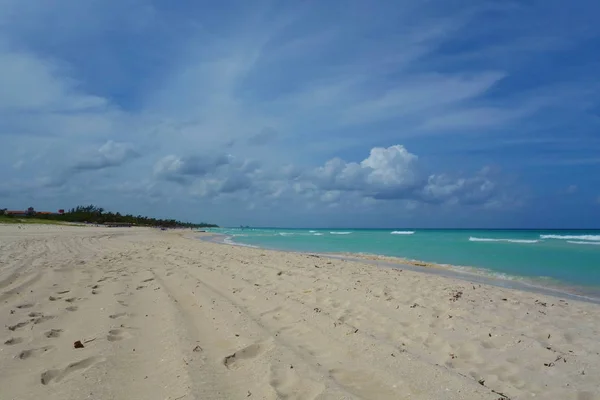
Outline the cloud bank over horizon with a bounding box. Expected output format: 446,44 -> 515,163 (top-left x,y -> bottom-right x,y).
1,0 -> 599,228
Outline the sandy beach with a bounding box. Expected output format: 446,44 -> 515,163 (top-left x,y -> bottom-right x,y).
0,225 -> 599,400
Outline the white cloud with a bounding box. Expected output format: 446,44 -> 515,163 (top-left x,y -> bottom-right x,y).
155,144 -> 508,210
0,47 -> 107,112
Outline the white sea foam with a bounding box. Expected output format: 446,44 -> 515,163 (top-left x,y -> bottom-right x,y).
540,234 -> 600,241
313,233 -> 324,236
278,232 -> 294,236
567,240 -> 600,246
224,237 -> 259,248
391,231 -> 415,235
330,231 -> 352,235
309,230 -> 317,233
469,237 -> 539,244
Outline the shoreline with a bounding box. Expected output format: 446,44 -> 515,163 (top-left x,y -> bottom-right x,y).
205,232 -> 600,305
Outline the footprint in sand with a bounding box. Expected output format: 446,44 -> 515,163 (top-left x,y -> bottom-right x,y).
107,328 -> 132,342
223,340 -> 274,370
16,303 -> 34,309
32,315 -> 55,325
44,329 -> 63,338
18,346 -> 55,360
40,357 -> 105,385
8,321 -> 30,331
28,311 -> 43,318
4,337 -> 23,345
65,297 -> 77,303
328,368 -> 401,399
66,306 -> 78,312
269,364 -> 324,400
109,312 -> 129,320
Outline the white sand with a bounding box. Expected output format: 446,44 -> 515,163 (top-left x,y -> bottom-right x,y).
0,224 -> 599,400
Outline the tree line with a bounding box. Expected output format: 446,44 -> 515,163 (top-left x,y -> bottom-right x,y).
1,205 -> 218,229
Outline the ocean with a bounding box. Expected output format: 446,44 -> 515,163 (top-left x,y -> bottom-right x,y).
204,228 -> 600,297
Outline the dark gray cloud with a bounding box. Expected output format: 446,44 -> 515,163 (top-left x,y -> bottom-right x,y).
154,153 -> 254,185
71,141 -> 139,172
247,127 -> 279,146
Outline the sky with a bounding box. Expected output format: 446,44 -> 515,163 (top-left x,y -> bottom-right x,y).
1,0 -> 599,228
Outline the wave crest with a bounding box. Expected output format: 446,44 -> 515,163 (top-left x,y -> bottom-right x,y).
469,237 -> 539,244
540,234 -> 600,241
567,240 -> 600,246
330,232 -> 352,235
391,231 -> 415,235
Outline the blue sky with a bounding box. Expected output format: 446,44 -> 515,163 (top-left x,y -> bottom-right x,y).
1,0 -> 599,228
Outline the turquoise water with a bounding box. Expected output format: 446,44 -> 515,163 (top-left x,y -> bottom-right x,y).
206,228 -> 600,292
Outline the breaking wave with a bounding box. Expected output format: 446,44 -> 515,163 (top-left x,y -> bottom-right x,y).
330,232 -> 352,235
567,241 -> 600,246
469,237 -> 539,244
224,237 -> 259,248
540,234 -> 600,241
391,231 -> 415,235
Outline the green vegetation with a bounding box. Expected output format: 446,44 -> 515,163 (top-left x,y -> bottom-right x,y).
0,205 -> 218,228
0,216 -> 70,225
